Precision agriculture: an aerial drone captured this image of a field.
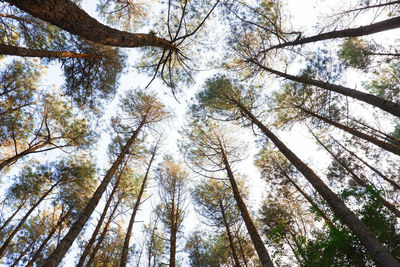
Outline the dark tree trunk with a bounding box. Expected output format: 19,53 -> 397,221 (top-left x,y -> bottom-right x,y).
260,16 -> 400,53
219,200 -> 241,267
235,102 -> 400,266
301,108 -> 400,156
0,142 -> 48,171
6,0 -> 175,50
77,160 -> 129,267
0,197 -> 28,233
25,209 -> 73,267
120,144 -> 158,267
0,181 -> 59,258
86,194 -> 123,267
43,121 -> 144,267
219,144 -> 274,267
251,62 -> 400,118
0,44 -> 101,58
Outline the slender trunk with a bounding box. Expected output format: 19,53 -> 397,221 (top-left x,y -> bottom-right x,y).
6,0 -> 175,50
25,209 -> 73,267
44,121 -> 144,267
219,145 -> 274,267
251,61 -> 400,118
86,194 -> 123,267
331,135 -> 400,190
259,16 -> 400,53
169,195 -> 177,267
120,145 -> 158,267
0,197 -> 28,233
0,181 -> 59,258
301,108 -> 400,156
10,237 -> 36,267
237,234 -> 249,267
77,160 -> 129,267
0,44 -> 101,59
311,131 -> 400,218
0,142 -> 48,171
275,162 -> 336,228
219,200 -> 241,267
236,102 -> 400,266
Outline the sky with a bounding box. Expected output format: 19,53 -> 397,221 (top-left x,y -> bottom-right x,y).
2,0 -> 398,266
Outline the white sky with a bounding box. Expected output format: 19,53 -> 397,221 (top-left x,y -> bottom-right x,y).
1,0 -> 399,266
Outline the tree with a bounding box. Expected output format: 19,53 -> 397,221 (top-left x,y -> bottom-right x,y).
43,89 -> 168,266
182,120 -> 274,267
120,137 -> 161,267
191,179 -> 242,267
155,157 -> 189,267
193,76 -> 400,266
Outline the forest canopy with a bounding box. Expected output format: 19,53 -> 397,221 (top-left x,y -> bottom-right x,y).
0,0 -> 399,266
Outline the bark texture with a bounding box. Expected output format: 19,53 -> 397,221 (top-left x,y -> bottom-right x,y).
6,0 -> 175,50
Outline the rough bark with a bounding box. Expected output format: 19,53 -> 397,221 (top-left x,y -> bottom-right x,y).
0,181 -> 59,258
120,144 -> 158,267
6,0 -> 175,50
236,102 -> 400,266
77,161 -> 129,267
251,62 -> 400,118
43,122 -> 144,267
219,200 -> 241,267
219,144 -> 274,267
259,16 -> 400,53
301,108 -> 400,156
0,44 -> 100,58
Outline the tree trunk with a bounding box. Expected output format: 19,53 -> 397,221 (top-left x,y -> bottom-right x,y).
259,16 -> 400,53
0,197 -> 28,233
274,162 -> 336,228
77,160 -> 129,267
251,62 -> 400,118
331,135 -> 400,191
10,237 -> 37,267
0,142 -> 48,171
236,102 -> 400,266
25,208 -> 73,267
219,144 -> 274,267
6,0 -> 175,50
43,121 -> 144,267
301,108 -> 400,156
120,144 -> 158,267
219,200 -> 241,267
311,131 -> 400,218
0,44 -> 101,59
0,181 -> 59,258
86,194 -> 123,267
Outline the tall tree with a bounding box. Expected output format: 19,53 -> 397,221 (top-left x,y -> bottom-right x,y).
183,121 -> 274,267
43,90 -> 168,267
193,76 -> 400,266
155,157 -> 189,267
